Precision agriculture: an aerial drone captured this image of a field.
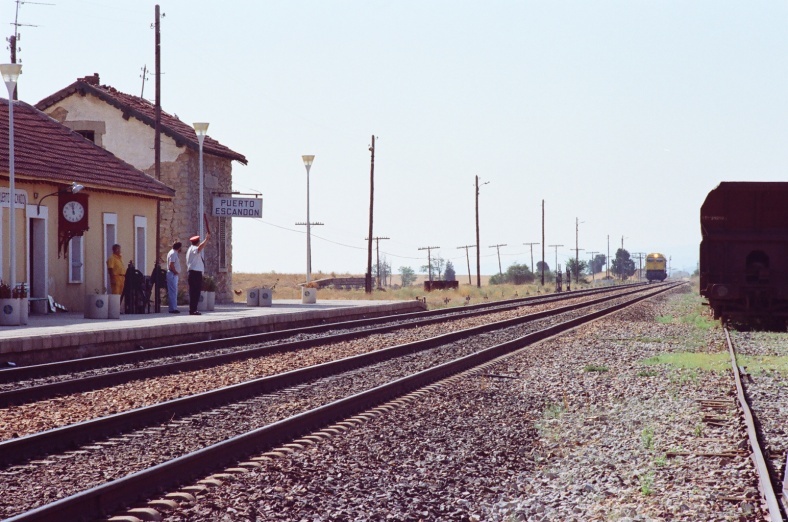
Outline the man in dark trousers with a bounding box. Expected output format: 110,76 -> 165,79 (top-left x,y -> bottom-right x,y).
186,233 -> 210,315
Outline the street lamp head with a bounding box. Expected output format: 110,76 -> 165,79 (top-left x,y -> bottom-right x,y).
70,182 -> 84,194
192,122 -> 209,136
302,155 -> 315,167
1,63 -> 22,96
0,63 -> 22,84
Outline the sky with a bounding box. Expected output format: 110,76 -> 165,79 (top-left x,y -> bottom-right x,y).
6,1 -> 788,277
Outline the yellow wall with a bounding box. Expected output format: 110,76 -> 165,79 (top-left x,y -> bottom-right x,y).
1,181 -> 161,312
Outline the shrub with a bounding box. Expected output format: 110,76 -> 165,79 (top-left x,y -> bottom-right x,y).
202,276 -> 217,292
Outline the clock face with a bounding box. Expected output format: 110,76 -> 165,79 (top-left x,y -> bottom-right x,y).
62,201 -> 85,223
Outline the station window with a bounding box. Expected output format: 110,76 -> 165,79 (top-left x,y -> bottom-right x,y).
134,216 -> 147,273
69,235 -> 84,283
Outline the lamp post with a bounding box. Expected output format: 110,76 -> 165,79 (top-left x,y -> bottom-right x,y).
302,155 -> 315,283
37,182 -> 84,215
2,63 -> 21,294
193,122 -> 209,239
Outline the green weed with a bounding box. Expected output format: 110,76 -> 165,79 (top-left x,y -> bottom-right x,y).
584,364 -> 609,373
639,471 -> 655,496
641,427 -> 655,450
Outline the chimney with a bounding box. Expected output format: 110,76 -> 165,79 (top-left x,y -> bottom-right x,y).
79,73 -> 100,86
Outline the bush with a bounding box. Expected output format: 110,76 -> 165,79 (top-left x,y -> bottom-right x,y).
202,276 -> 217,292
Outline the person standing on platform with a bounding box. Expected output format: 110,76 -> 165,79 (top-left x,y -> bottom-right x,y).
106,244 -> 125,295
166,241 -> 183,314
186,233 -> 210,316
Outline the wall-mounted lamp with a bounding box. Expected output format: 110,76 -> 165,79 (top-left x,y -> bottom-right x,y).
37,182 -> 84,215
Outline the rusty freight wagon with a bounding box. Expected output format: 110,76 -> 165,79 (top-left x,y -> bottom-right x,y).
699,182 -> 788,328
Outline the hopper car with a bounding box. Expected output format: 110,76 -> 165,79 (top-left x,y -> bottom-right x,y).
699,182 -> 788,327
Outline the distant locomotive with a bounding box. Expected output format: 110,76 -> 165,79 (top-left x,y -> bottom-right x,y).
645,253 -> 668,282
699,182 -> 788,327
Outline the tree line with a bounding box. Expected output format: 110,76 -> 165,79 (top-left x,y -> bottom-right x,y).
372,249 -> 639,287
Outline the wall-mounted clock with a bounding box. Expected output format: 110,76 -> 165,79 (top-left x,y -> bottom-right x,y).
58,191 -> 89,257
62,200 -> 85,223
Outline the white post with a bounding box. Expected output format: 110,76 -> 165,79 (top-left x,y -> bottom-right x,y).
193,122 -> 209,239
1,64 -> 21,293
302,155 -> 315,283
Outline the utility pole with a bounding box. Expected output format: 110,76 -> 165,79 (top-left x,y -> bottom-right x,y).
474,176 -> 488,288
489,244 -> 507,276
587,251 -> 599,282
541,200 -> 545,286
365,135 -> 376,293
523,242 -> 539,275
296,220 -> 324,283
153,4 -> 163,311
140,65 -> 149,98
607,235 -> 611,279
548,244 -> 563,276
575,218 -> 584,283
574,248 -> 585,283
633,252 -> 646,280
457,245 -> 476,285
366,236 -> 389,289
419,246 -> 440,282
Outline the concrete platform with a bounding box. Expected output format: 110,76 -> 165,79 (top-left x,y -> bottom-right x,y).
0,299 -> 425,366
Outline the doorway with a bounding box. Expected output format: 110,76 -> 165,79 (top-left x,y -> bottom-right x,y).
27,209 -> 48,314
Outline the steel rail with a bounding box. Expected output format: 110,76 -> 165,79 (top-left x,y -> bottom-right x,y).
0,283 -> 678,468
3,282 -> 679,522
724,327 -> 785,521
0,284 -> 653,407
0,282 -> 648,384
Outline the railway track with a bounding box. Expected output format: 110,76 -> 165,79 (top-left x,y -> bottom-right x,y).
0,283 -> 650,407
724,327 -> 788,521
0,282 -> 680,521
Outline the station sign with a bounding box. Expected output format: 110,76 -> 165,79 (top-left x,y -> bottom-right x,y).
212,196 -> 262,218
0,189 -> 27,208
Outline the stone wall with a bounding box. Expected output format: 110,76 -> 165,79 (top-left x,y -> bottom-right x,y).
149,151 -> 234,304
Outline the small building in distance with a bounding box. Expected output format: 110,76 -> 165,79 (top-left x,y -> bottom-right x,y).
36,74 -> 248,303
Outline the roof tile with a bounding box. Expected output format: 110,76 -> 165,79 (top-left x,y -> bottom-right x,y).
0,99 -> 175,199
36,74 -> 247,165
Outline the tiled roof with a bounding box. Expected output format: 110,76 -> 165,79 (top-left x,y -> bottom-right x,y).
0,99 -> 175,199
36,74 -> 247,165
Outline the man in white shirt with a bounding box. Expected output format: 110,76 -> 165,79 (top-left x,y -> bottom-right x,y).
186,233 -> 210,315
166,241 -> 183,313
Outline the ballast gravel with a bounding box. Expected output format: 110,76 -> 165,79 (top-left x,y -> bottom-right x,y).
160,286 -> 770,522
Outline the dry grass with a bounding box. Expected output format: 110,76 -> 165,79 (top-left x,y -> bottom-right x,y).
231,272 -> 591,309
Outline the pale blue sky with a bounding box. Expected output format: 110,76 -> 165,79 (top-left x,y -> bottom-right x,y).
8,1 -> 788,276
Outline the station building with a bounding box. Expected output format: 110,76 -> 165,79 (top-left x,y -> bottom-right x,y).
0,98 -> 175,313
36,74 -> 248,304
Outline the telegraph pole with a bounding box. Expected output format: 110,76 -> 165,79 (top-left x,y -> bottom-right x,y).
575,218 -> 583,283
474,176 -> 488,288
541,200 -> 545,286
419,246 -> 440,282
366,236 -> 389,288
548,244 -> 563,275
574,248 -> 585,283
633,252 -> 646,280
523,242 -> 539,276
489,244 -> 507,276
607,235 -> 610,279
365,135 -> 376,293
457,245 -> 476,285
587,251 -> 599,281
